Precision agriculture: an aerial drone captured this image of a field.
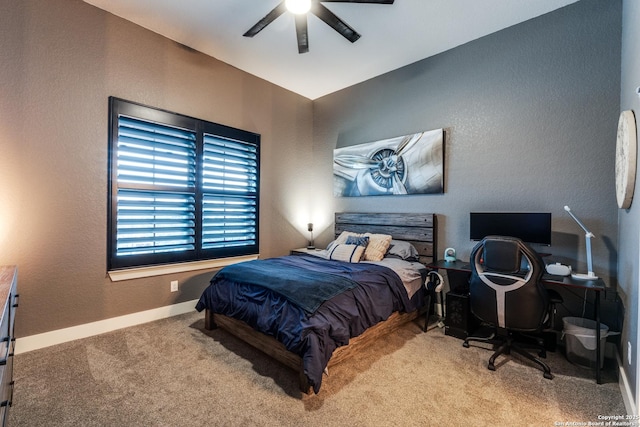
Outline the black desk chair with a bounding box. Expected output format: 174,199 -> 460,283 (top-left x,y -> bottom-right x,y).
463,235 -> 561,379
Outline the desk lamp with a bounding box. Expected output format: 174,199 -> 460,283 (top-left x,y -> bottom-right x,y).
564,205 -> 597,280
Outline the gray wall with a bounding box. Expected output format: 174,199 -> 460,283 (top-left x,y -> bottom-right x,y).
313,0 -> 623,353
618,0 -> 640,405
0,0 -> 315,337
314,0 -> 621,280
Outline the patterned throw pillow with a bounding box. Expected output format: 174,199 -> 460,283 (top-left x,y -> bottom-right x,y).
328,244 -> 366,263
345,235 -> 370,247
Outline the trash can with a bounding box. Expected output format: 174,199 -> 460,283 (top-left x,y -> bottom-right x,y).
562,317 -> 608,369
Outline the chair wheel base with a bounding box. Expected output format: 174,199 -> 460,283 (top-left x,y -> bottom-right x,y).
463,342 -> 469,348
488,363 -> 496,371
544,372 -> 553,380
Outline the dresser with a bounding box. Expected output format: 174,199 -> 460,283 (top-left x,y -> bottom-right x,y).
0,267 -> 17,426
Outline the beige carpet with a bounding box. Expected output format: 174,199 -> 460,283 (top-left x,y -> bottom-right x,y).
9,311 -> 625,426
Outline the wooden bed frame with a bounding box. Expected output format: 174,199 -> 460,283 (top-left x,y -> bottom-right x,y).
204,212 -> 437,393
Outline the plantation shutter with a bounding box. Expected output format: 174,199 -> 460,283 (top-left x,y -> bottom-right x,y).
115,116 -> 197,257
201,135 -> 258,249
108,97 -> 260,271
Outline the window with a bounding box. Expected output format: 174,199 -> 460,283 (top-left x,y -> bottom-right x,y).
108,98 -> 260,271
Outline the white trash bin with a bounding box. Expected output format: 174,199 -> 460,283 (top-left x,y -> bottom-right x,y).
562,317 -> 609,369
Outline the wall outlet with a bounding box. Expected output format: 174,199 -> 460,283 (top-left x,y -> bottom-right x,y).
170,280 -> 179,292
628,341 -> 632,365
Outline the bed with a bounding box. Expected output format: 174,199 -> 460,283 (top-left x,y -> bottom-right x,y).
195,212 -> 437,393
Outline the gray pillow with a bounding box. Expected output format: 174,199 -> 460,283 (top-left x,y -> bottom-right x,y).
386,239 -> 419,261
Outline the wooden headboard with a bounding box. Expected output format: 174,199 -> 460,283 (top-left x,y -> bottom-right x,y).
334,212 -> 437,265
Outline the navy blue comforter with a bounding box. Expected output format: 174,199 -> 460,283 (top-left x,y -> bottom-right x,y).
195,254 -> 419,393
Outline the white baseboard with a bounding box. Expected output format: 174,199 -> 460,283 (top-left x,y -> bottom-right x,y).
618,352 -> 637,415
15,299 -> 199,355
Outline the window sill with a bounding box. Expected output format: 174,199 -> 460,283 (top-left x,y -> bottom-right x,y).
108,254 -> 259,282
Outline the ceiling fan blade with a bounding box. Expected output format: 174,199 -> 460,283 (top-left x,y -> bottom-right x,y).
320,1 -> 395,4
312,3 -> 360,43
294,14 -> 309,54
243,2 -> 287,37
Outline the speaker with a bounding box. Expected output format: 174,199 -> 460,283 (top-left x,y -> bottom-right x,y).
444,247 -> 456,262
445,292 -> 480,339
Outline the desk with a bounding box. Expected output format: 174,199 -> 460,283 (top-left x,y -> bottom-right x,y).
427,259 -> 608,384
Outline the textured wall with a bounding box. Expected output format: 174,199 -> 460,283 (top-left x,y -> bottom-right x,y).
312,0 -> 622,343
0,0 -> 314,337
618,0 -> 640,406
314,0 -> 621,277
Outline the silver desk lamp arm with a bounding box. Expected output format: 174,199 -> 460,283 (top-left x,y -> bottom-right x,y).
564,206 -> 597,279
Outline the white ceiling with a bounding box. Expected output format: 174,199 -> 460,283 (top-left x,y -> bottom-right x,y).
82,0 -> 580,100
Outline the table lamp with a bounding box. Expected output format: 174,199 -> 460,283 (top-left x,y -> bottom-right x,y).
307,223 -> 315,249
564,205 -> 597,280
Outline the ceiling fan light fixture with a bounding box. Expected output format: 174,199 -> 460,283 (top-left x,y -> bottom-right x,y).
244,0 -> 395,53
285,0 -> 312,15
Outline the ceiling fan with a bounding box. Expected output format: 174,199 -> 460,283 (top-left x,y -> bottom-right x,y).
243,0 -> 395,54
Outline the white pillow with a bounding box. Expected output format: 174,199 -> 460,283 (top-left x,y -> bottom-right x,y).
332,231 -> 359,245
328,243 -> 366,263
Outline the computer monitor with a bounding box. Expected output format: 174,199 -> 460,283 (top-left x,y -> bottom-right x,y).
469,212 -> 552,246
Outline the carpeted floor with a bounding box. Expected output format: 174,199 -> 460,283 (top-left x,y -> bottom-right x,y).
8,311 -> 626,426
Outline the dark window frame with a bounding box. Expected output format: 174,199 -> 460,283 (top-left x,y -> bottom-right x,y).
107,97 -> 260,271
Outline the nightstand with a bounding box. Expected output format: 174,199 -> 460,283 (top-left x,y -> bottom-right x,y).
290,247 -> 323,255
